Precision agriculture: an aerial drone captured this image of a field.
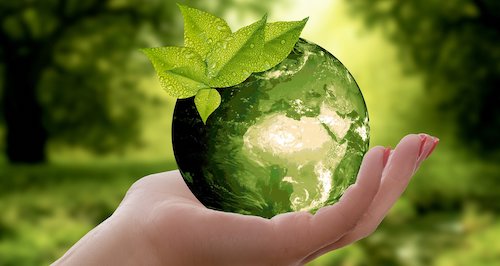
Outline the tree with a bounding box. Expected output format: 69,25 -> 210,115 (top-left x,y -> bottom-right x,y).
345,0 -> 500,156
0,0 -> 180,163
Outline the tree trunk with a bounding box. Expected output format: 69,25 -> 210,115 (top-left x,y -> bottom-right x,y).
1,52 -> 47,163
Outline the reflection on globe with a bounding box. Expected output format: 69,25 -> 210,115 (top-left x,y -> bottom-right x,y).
172,39 -> 369,218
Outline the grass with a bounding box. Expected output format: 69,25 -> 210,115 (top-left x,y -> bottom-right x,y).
0,160 -> 176,266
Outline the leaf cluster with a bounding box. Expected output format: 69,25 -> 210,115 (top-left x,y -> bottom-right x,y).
142,4 -> 307,123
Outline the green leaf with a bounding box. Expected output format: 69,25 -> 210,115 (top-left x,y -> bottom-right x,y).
254,18 -> 309,72
141,46 -> 209,99
178,4 -> 232,58
194,88 -> 221,124
206,15 -> 267,88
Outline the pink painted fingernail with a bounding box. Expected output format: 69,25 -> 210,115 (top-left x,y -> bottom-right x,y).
418,134 -> 428,157
383,147 -> 391,167
425,137 -> 440,159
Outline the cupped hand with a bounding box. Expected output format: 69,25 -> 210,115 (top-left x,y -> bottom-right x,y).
53,134 -> 439,266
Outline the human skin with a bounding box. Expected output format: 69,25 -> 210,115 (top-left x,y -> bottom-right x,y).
53,133 -> 439,266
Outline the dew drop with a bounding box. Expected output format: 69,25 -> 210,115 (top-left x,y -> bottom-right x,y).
169,86 -> 175,91
207,38 -> 213,44
216,25 -> 225,31
250,43 -> 255,48
280,40 -> 286,44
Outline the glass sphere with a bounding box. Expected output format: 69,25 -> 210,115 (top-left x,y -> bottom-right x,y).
172,39 -> 369,218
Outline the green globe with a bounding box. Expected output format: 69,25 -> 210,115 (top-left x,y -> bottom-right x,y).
172,39 -> 369,218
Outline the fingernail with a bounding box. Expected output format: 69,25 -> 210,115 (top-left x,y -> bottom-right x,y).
383,147 -> 391,167
418,134 -> 428,157
424,137 -> 439,159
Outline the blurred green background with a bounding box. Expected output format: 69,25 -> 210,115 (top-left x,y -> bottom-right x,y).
1,0 -> 499,265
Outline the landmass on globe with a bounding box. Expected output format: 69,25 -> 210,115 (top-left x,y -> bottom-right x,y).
142,4 -> 370,218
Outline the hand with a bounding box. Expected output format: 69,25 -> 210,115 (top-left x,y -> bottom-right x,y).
53,134 -> 438,266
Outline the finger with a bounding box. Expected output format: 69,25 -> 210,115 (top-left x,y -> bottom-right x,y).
373,134 -> 438,219
268,146 -> 386,262
302,134 -> 438,262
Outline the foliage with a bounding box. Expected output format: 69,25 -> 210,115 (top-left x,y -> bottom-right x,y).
195,88 -> 221,124
0,0 -> 182,161
142,5 -> 306,122
345,0 -> 500,156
